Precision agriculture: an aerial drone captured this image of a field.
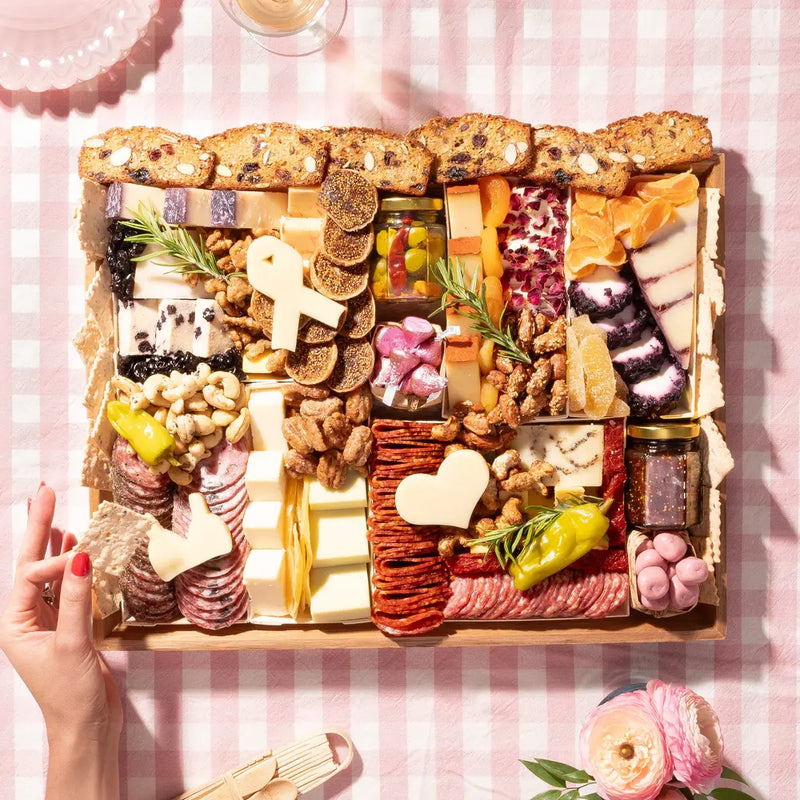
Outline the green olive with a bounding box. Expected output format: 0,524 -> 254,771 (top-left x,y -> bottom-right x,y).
407,227 -> 428,248
372,258 -> 387,280
376,230 -> 388,257
428,234 -> 446,264
404,248 -> 427,275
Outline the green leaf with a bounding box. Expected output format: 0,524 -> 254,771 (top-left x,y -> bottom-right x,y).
560,790 -> 579,800
536,759 -> 582,779
582,794 -> 604,800
720,766 -> 748,785
562,769 -> 592,783
529,791 -> 563,800
520,760 -> 567,788
709,789 -> 757,800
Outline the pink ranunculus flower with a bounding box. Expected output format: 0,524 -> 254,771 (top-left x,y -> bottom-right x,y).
646,680 -> 724,793
580,690 -> 673,800
655,790 -> 686,800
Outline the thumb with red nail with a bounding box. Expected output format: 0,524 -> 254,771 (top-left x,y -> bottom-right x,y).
0,484 -> 121,800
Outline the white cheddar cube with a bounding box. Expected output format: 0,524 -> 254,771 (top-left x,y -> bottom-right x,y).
117,299 -> 160,356
307,472 -> 367,511
192,299 -> 234,357
243,502 -> 285,549
245,450 -> 285,501
310,508 -> 369,567
309,564 -> 371,623
244,549 -> 289,617
287,186 -> 324,217
248,388 -> 286,452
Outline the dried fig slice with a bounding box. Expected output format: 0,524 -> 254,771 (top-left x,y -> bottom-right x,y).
310,252 -> 369,301
339,289 -> 375,339
322,219 -> 375,266
318,169 -> 379,231
326,337 -> 375,393
285,340 -> 339,386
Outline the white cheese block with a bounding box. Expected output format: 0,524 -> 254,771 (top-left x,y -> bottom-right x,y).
309,564 -> 371,623
105,182 -> 165,219
117,299 -> 160,356
243,549 -> 289,617
307,471 -> 367,511
192,299 -> 234,357
243,502 -> 285,549
245,450 -> 285,501
287,186 -> 324,217
242,352 -> 272,374
512,424 -> 604,488
133,242 -> 207,300
310,508 -> 369,567
248,388 -> 286,452
279,216 -> 324,258
445,185 -> 483,239
154,299 -> 196,354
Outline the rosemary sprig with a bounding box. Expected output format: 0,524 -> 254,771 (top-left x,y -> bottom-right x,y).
119,202 -> 246,284
429,256 -> 531,364
466,494 -> 604,570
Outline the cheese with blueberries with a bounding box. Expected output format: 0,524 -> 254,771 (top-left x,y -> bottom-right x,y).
117,299 -> 159,356
155,300 -> 196,354
193,299 -> 234,357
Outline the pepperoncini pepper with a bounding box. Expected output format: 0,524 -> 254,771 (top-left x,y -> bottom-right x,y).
508,498 -> 612,591
106,400 -> 175,466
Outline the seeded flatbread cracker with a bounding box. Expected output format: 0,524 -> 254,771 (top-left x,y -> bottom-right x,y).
89,381 -> 117,456
698,188 -> 721,261
699,415 -> 734,489
75,501 -> 159,577
93,572 -> 122,617
84,344 -> 115,416
84,262 -> 114,340
699,248 -> 725,316
695,351 -> 725,417
73,313 -> 103,368
81,440 -> 112,492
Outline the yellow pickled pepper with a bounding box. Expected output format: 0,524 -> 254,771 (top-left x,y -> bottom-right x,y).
106,400 -> 176,466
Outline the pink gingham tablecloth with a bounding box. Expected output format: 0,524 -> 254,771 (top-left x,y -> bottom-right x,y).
1,1 -> 797,797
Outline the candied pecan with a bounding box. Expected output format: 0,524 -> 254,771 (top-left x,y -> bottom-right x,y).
517,307 -> 535,348
533,315 -> 567,354
506,364 -> 528,399
549,379 -> 568,415
437,534 -> 472,558
498,394 -> 521,428
495,355 -> 514,375
284,449 -> 319,479
487,403 -> 504,426
281,382 -> 330,407
478,476 -> 501,514
451,400 -> 479,419
317,450 -> 348,489
299,396 -> 344,420
265,349 -> 287,375
526,357 -> 552,395
205,277 -> 227,294
345,385 -> 372,425
500,461 -> 555,496
226,275 -> 252,307
443,442 -> 468,458
205,229 -> 233,254
462,411 -> 492,436
432,416 -> 461,442
224,313 -> 261,331
550,352 -> 567,381
496,496 -> 524,527
485,370 -> 508,392
458,430 -> 506,452
534,312 -> 548,335
520,392 -> 548,421
282,416 -> 326,454
322,412 -> 352,450
491,449 -> 522,481
474,518 -> 498,536
243,339 -> 271,358
342,425 -> 372,467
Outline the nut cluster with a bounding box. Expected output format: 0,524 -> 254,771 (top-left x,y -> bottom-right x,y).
111,364 -> 250,485
281,382 -> 373,489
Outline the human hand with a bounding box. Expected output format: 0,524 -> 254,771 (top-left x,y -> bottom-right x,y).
0,485 -> 122,798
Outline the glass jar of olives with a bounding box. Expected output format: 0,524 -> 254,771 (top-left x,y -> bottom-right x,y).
371,197 -> 446,300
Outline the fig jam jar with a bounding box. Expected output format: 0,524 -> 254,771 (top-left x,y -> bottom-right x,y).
625,423 -> 701,531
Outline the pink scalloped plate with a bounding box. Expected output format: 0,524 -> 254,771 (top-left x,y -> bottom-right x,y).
0,0 -> 159,92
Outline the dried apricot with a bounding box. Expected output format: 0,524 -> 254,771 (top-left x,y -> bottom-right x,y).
574,189 -> 607,214
609,195 -> 645,236
478,175 -> 512,228
480,226 -> 504,278
566,326 -> 586,412
480,378 -> 499,412
478,339 -> 495,375
633,170 -> 699,207
593,239 -> 627,269
482,276 -> 505,325
580,333 -> 616,419
629,198 -> 675,249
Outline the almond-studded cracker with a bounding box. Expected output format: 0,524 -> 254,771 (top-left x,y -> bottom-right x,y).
695,351 -> 725,417
84,344 -> 115,417
81,440 -> 112,492
84,262 -> 114,340
698,188 -> 721,260
699,415 -> 735,489
699,248 -> 725,316
73,312 -> 102,369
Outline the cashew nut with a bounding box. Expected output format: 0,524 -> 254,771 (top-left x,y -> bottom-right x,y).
233,385 -> 250,411
170,398 -> 185,416
173,439 -> 188,456
185,396 -> 210,414
163,374 -> 201,403
190,414 -> 216,436
194,362 -> 212,382
143,374 -> 172,408
188,440 -> 206,459
226,408 -> 251,444
128,391 -> 149,411
211,409 -> 238,427
111,375 -> 139,397
175,414 -> 196,444
168,466 -> 193,486
150,460 -> 171,475
207,371 -> 241,401
178,452 -> 198,471
204,384 -> 236,411
201,429 -> 223,450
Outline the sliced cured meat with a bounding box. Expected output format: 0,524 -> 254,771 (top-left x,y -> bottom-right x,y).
627,358 -> 686,417
119,539 -> 179,623
178,590 -> 249,630
568,265 -> 634,318
611,327 -> 667,383
593,299 -> 651,350
111,437 -> 174,529
446,552 -> 504,576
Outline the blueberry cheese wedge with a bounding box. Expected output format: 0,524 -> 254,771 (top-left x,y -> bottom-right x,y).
627,358 -> 687,417
611,327 -> 667,383
593,298 -> 651,350
568,265 -> 635,318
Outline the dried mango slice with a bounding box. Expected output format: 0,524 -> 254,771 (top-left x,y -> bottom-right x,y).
566,326 -> 586,412
633,170 -> 700,207
580,333 -> 616,419
609,195 -> 645,236
478,175 -> 512,227
481,226 -> 504,278
629,198 -> 675,249
571,314 -> 606,345
574,189 -> 607,214
606,396 -> 631,418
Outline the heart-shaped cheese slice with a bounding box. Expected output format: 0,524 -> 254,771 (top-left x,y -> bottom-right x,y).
147,493 -> 233,581
395,449 -> 490,529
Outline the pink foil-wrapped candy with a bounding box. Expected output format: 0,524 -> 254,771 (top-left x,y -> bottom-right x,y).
413,336 -> 443,366
374,325 -> 407,357
401,316 -> 435,349
372,357 -> 393,387
388,347 -> 421,385
401,364 -> 447,397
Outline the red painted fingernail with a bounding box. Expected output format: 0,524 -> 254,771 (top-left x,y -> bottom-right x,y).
71,552 -> 91,578
27,497 -> 32,514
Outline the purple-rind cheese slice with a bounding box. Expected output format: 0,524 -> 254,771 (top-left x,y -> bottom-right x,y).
105,182 -> 122,218
210,190 -> 237,227
163,188 -> 188,224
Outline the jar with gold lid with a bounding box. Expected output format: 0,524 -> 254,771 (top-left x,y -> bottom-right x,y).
625,422 -> 701,531
371,196 -> 446,300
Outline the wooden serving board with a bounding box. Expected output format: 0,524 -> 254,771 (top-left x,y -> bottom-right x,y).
91,155 -> 727,651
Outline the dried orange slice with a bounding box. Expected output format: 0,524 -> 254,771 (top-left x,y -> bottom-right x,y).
593,238 -> 627,269
573,213 -> 615,256
478,175 -> 512,227
564,236 -> 603,279
633,170 -> 700,206
609,195 -> 645,236
574,189 -> 607,214
629,198 -> 675,249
